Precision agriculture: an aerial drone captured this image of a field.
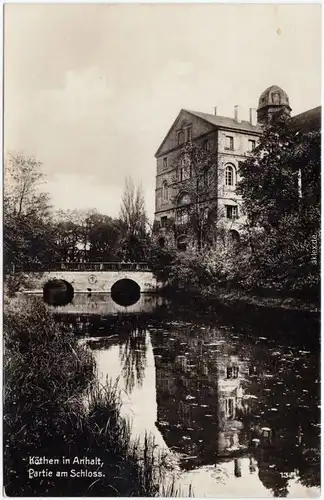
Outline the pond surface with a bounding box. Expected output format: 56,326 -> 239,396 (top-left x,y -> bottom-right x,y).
49,293 -> 320,497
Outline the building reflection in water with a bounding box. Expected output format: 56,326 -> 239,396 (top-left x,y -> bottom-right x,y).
217,355 -> 246,458
152,327 -> 251,468
151,323 -> 320,497
46,293 -> 320,498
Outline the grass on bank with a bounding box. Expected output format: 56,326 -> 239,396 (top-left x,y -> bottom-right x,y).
3,296 -> 180,497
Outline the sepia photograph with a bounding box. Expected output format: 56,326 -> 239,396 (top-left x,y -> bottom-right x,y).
3,3 -> 321,497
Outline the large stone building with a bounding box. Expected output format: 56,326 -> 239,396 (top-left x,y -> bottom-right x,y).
153,85 -> 319,250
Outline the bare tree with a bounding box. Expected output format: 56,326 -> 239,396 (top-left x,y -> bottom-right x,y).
4,152 -> 53,272
119,176 -> 147,237
171,141 -> 218,250
119,177 -> 149,261
4,152 -> 51,219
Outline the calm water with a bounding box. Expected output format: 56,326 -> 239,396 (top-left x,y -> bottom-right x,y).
46,293 -> 320,497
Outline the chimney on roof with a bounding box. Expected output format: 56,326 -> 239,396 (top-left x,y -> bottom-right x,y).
214,107 -> 217,116
234,105 -> 241,123
249,108 -> 257,126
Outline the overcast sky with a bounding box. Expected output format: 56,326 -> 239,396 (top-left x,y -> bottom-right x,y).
4,3 -> 321,220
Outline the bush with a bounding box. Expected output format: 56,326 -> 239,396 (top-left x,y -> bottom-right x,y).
150,233 -> 319,303
150,244 -> 244,296
149,244 -> 178,284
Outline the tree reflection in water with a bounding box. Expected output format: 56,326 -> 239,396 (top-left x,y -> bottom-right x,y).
119,325 -> 148,394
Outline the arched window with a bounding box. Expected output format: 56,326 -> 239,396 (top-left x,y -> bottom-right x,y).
229,230 -> 240,245
162,181 -> 168,201
177,235 -> 187,251
158,237 -> 165,248
177,130 -> 184,146
225,164 -> 236,186
177,193 -> 190,206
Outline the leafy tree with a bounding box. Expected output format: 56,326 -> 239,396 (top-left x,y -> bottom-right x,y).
171,141 -> 218,250
53,209 -> 122,263
52,210 -> 83,263
237,113 -> 320,296
86,212 -> 120,261
148,243 -> 177,284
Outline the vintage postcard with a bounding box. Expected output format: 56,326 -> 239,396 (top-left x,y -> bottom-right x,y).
3,3 -> 321,497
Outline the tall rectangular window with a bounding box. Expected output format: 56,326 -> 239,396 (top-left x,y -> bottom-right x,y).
226,205 -> 238,219
161,216 -> 168,228
203,169 -> 209,187
203,139 -> 210,151
163,157 -> 168,169
185,126 -> 192,142
179,167 -> 183,182
178,209 -> 189,225
225,136 -> 234,150
226,398 -> 235,419
248,139 -> 256,152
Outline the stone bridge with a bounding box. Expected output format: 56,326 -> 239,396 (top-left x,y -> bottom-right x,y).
22,262 -> 159,294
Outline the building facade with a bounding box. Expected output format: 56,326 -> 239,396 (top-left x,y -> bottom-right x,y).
153,85 -> 293,250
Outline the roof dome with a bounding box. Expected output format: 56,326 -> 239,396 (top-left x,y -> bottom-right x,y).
257,85 -> 291,111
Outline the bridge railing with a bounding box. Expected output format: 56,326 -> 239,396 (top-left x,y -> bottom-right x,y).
20,262 -> 151,272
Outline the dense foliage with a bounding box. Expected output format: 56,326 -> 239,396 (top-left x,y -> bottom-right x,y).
4,154 -> 151,274
237,114 -> 320,297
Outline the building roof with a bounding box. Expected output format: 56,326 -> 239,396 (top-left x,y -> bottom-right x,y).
257,85 -> 291,111
290,106 -> 321,133
185,109 -> 262,134
155,103 -> 321,157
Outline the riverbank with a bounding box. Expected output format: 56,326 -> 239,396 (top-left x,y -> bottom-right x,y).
159,285 -> 319,315
201,287 -> 319,313
3,296 -> 175,496
150,245 -> 320,316
154,288 -> 320,350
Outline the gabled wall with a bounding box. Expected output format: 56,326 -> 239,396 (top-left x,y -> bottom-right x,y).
156,110 -> 215,159
155,110 -> 217,219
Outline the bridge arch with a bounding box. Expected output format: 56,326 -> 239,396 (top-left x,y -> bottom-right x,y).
43,279 -> 74,306
24,262 -> 159,293
111,278 -> 141,307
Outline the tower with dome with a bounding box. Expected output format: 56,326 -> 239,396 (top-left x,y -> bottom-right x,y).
257,85 -> 292,124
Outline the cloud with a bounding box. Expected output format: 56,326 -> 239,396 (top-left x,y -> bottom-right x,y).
46,173 -> 123,218
41,67 -> 115,121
